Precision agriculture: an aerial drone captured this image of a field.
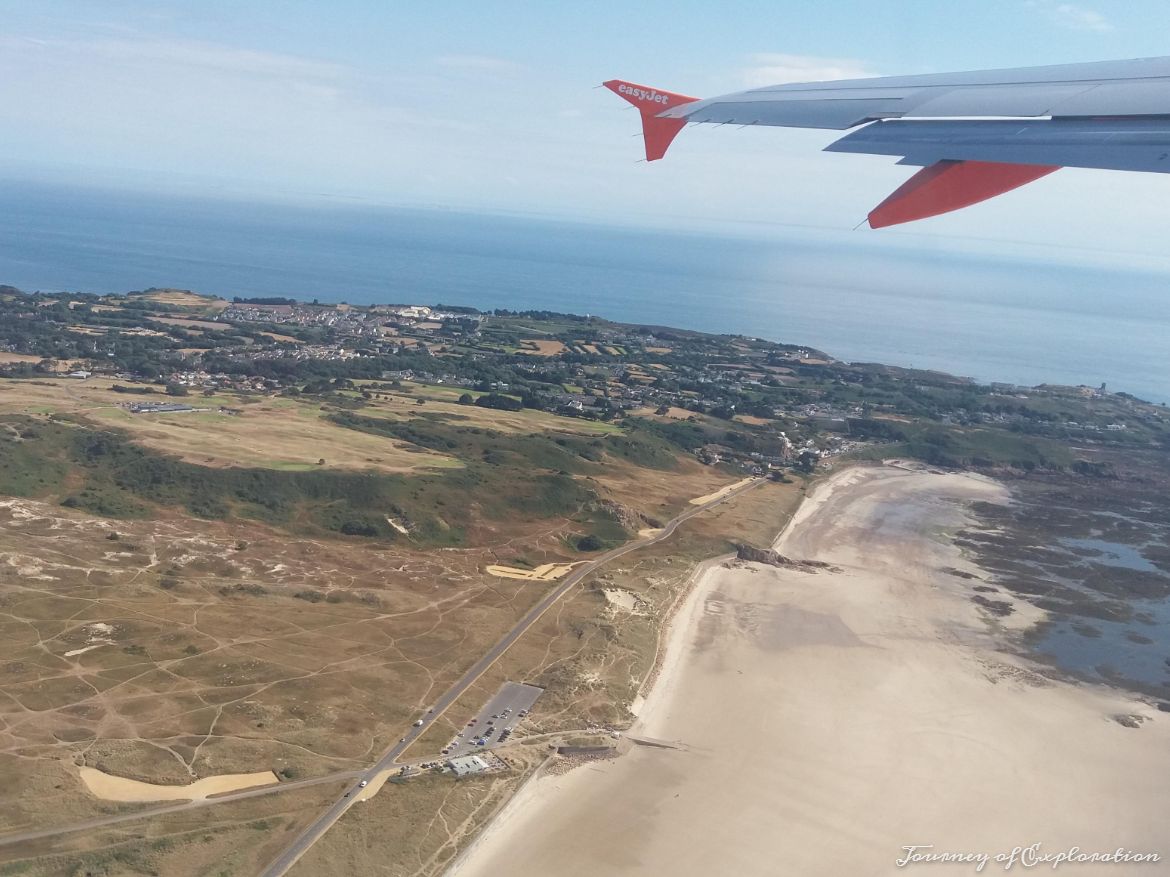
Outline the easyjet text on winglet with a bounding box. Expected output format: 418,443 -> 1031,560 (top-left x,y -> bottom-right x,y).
617,84 -> 673,105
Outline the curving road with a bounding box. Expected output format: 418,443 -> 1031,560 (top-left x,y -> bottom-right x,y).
257,477 -> 764,877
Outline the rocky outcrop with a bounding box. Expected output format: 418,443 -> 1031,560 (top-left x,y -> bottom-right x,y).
594,499 -> 661,533
733,544 -> 837,573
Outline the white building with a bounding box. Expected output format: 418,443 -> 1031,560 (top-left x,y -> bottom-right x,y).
397,305 -> 433,319
447,755 -> 490,777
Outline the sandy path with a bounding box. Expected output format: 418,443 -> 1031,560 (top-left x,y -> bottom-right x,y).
79,767 -> 279,802
688,476 -> 755,506
449,465 -> 1170,876
353,768 -> 393,802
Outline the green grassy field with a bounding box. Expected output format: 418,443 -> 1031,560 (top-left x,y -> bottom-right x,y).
356,381 -> 624,436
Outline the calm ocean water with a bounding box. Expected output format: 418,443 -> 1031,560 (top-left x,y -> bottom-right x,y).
0,180 -> 1166,402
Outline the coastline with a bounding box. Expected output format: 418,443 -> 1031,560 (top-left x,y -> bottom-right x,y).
446,552 -> 734,876
448,463 -> 1170,876
445,472 -> 833,876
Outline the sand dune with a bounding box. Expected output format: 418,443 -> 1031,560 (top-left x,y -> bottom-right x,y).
485,562 -> 578,581
450,465 -> 1169,876
79,767 -> 279,802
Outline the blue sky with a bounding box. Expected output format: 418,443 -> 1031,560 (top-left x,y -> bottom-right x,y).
5,1 -> 1170,262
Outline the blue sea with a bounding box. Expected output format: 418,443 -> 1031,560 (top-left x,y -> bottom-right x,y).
0,179 -> 1167,402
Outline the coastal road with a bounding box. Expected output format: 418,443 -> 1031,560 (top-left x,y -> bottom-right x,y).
0,770 -> 363,849
258,476 -> 765,877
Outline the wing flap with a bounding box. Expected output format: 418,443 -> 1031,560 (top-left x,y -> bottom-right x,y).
868,160 -> 1060,228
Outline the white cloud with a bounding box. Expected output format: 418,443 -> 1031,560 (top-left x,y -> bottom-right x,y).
1025,1 -> 1113,33
742,53 -> 876,89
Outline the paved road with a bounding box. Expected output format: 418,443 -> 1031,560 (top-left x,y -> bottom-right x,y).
0,479 -> 763,864
0,735 -> 483,850
258,476 -> 763,877
0,771 -> 363,849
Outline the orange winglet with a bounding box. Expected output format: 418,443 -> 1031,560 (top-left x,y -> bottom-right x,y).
868,160 -> 1060,228
603,80 -> 700,161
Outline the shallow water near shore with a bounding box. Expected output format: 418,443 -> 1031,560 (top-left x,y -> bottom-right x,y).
1028,541 -> 1170,687
961,464 -> 1170,695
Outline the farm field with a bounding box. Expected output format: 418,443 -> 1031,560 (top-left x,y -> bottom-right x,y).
147,316 -> 233,332
516,339 -> 566,356
135,290 -> 230,313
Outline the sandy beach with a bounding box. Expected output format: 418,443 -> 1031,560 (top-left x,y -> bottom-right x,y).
449,464 -> 1170,876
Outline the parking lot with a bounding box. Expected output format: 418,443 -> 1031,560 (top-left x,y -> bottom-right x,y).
444,682 -> 544,758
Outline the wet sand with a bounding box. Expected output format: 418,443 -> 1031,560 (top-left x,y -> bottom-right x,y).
450,465 -> 1170,876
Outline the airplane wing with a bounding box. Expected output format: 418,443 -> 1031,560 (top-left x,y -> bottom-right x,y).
603,57 -> 1170,227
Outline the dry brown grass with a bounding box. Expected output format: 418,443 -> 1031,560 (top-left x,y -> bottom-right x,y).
509,478 -> 802,731
0,496 -> 575,835
260,331 -> 303,344
413,478 -> 801,757
148,317 -> 230,332
0,459 -> 803,871
0,353 -> 52,365
68,326 -> 168,338
0,360 -> 807,871
138,291 -> 229,312
628,405 -> 696,421
689,476 -> 756,506
0,780 -> 346,876
288,753 -> 543,877
89,403 -> 460,473
591,458 -> 727,520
